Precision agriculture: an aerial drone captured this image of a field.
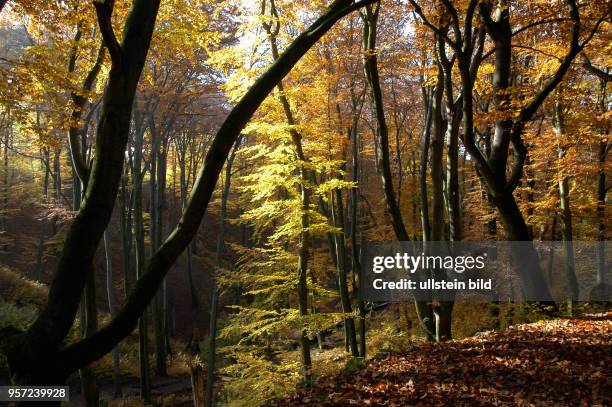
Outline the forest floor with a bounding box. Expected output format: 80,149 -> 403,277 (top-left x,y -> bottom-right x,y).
280,312 -> 612,407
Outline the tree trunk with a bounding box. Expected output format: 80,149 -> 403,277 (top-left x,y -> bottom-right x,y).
491,189 -> 557,302
596,141 -> 607,286
419,89 -> 432,244
104,231 -> 122,398
430,47 -> 453,341
191,364 -> 205,407
547,215 -> 558,282
132,117 -> 152,403
468,1 -> 581,308
177,138 -> 201,346
42,147 -> 50,197
119,170 -> 132,297
52,147 -> 61,202
361,4 -> 409,241
205,136 -> 240,407
595,77 -> 608,287
71,135 -> 98,407
2,112 -> 8,240
331,189 -> 359,356
554,101 -> 579,307
261,9 -> 321,377
436,29 -> 461,340
362,4 -> 434,340
442,87 -> 462,242
429,58 -> 445,243
150,135 -> 168,377
350,116 -> 366,358
78,266 -> 99,407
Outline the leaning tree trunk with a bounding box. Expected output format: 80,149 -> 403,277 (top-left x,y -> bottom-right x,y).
361,5 -> 408,241
468,0 -> 582,307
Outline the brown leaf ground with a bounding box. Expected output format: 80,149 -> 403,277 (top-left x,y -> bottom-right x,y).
280,313 -> 612,406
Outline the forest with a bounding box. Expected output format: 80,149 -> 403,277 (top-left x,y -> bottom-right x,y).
0,0 -> 610,406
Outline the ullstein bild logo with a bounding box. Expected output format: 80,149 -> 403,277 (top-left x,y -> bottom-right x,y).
360,241 -> 611,302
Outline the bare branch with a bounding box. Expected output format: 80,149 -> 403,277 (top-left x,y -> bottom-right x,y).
580,53 -> 612,82
514,44 -> 563,61
479,17 -> 574,62
407,0 -> 461,52
578,6 -> 611,49
512,17 -> 568,37
517,0 -> 582,125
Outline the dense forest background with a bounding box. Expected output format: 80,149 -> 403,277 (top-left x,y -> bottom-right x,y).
0,0 -> 609,406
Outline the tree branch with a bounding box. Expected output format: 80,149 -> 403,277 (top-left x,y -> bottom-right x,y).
517,0 -> 582,126
463,0 -> 479,55
514,44 -> 563,61
94,0 -> 122,70
261,0 -> 280,36
578,6 -> 611,49
478,1 -> 496,32
407,0 -> 461,52
68,42 -> 106,185
512,17 -> 568,37
580,52 -> 612,82
469,26 -> 486,83
440,0 -> 461,42
479,16 -> 575,62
